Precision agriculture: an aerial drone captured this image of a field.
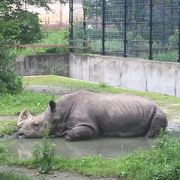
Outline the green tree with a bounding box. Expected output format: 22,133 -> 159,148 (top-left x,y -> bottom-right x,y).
0,0 -> 64,94
0,0 -> 65,44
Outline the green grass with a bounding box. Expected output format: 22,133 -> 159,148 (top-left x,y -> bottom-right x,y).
23,75 -> 180,121
154,51 -> 178,62
0,172 -> 31,180
0,91 -> 57,116
0,120 -> 17,137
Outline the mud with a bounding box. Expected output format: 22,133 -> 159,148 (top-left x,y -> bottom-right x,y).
0,165 -> 118,180
25,85 -> 77,95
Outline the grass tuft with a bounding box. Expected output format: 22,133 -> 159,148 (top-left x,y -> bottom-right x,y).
0,120 -> 17,137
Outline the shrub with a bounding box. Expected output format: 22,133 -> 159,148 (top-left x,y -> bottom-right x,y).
15,10 -> 43,45
120,133 -> 180,180
45,46 -> 69,54
0,40 -> 22,94
0,10 -> 43,45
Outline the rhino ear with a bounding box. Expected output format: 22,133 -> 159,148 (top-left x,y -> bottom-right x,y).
49,100 -> 56,112
17,109 -> 32,127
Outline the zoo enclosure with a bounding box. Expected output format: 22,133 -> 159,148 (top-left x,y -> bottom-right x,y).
69,0 -> 180,62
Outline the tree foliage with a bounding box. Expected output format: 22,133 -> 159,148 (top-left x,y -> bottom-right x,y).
0,0 -> 65,44
0,0 -> 67,94
0,1 -> 44,44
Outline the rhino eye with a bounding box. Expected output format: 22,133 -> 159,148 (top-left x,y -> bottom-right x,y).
53,119 -> 58,123
32,123 -> 40,129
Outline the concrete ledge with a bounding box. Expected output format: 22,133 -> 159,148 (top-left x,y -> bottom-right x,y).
16,53 -> 69,77
69,53 -> 180,97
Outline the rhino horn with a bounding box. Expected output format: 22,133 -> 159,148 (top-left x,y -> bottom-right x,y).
17,109 -> 33,127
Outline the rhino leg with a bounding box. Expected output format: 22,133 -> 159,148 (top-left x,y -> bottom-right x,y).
64,125 -> 96,141
145,108 -> 167,138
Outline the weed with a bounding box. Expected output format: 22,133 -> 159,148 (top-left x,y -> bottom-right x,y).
98,82 -> 109,88
32,130 -> 55,174
0,141 -> 7,162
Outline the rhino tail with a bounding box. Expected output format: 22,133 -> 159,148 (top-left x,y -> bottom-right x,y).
145,108 -> 168,138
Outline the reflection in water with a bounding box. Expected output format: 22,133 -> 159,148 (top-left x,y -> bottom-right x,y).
6,137 -> 153,159
5,122 -> 180,160
167,122 -> 180,135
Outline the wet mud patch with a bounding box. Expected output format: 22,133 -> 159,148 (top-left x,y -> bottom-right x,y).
25,85 -> 78,96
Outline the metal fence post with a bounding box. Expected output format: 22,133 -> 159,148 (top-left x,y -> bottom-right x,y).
83,0 -> 87,51
102,0 -> 105,55
178,2 -> 180,63
69,0 -> 74,52
149,0 -> 153,60
124,0 -> 128,57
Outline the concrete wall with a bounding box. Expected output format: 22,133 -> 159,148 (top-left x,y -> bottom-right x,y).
16,54 -> 69,77
16,53 -> 180,97
69,54 -> 180,97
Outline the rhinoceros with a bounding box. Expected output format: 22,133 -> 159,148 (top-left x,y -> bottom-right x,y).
17,91 -> 167,141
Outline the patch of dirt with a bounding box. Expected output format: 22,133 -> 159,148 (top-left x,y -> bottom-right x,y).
0,116 -> 17,121
0,165 -> 118,180
25,85 -> 77,96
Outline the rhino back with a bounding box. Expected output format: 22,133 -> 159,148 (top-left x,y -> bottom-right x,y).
95,95 -> 156,135
66,92 -> 157,136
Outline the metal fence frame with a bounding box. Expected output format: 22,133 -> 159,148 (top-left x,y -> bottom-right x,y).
69,0 -> 180,62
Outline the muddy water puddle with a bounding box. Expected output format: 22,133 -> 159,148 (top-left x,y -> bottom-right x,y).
6,137 -> 153,159
3,121 -> 180,160
167,121 -> 180,134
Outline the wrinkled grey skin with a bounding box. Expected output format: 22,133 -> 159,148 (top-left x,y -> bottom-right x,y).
17,91 -> 167,141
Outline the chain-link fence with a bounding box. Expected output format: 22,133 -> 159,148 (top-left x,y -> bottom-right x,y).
69,0 -> 180,62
